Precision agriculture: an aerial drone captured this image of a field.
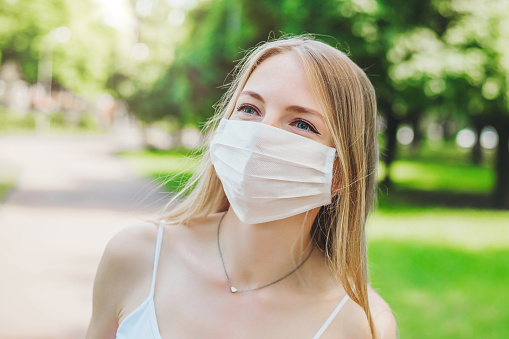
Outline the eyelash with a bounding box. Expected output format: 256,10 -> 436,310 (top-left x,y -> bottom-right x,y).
235,104 -> 320,134
236,104 -> 259,115
293,119 -> 319,134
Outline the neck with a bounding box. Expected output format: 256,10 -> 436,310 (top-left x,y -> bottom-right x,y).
218,207 -> 319,292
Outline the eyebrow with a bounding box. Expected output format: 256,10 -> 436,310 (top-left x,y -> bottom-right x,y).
239,90 -> 324,121
239,91 -> 265,103
285,105 -> 324,120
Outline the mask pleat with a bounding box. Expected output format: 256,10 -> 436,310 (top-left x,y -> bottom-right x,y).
210,118 -> 336,224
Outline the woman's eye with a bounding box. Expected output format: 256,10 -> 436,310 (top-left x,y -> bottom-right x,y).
237,104 -> 258,115
296,122 -> 310,130
294,120 -> 319,134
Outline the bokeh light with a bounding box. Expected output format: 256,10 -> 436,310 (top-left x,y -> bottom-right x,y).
397,125 -> 414,145
54,26 -> 71,43
168,9 -> 186,26
480,126 -> 498,149
456,128 -> 476,148
132,43 -> 149,60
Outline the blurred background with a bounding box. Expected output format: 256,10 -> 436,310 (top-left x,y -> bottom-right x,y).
0,0 -> 508,338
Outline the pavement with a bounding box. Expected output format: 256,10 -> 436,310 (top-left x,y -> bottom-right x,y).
0,134 -> 167,339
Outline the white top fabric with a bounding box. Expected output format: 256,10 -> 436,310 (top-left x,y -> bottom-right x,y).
116,225 -> 350,339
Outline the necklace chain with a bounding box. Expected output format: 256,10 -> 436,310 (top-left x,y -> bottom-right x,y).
216,213 -> 314,293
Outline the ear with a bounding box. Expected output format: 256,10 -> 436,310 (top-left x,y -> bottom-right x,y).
331,179 -> 341,196
331,159 -> 341,195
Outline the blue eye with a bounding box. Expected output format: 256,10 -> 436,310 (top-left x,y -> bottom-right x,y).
237,105 -> 257,115
296,122 -> 310,130
293,120 -> 319,134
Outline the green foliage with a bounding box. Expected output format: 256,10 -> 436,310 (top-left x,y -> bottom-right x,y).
387,0 -> 509,119
0,0 -> 119,96
3,0 -> 509,200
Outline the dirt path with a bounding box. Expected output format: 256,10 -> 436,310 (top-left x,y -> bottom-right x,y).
0,134 -> 166,339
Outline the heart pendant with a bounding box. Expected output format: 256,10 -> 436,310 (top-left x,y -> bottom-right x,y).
230,286 -> 238,293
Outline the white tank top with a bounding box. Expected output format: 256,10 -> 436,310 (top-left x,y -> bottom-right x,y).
116,225 -> 350,339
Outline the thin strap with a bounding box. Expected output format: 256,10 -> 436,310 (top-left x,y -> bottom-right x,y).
312,294 -> 350,339
149,224 -> 165,298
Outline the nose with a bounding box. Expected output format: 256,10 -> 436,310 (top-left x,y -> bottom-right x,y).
260,112 -> 280,129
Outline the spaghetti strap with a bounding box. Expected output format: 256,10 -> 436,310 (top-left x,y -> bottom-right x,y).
312,294 -> 350,339
148,224 -> 165,298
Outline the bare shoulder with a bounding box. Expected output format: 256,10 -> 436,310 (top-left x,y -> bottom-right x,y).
368,286 -> 398,339
328,286 -> 396,339
86,221 -> 162,338
104,221 -> 161,267
93,221 -> 163,294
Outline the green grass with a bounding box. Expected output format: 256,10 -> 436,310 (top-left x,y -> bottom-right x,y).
370,144 -> 509,338
117,148 -> 201,193
368,209 -> 509,249
0,107 -> 104,135
369,239 -> 509,338
389,159 -> 493,193
0,164 -> 18,202
384,142 -> 495,195
119,143 -> 509,338
367,208 -> 509,338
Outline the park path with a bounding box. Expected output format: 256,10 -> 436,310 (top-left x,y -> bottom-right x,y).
0,134 -> 167,339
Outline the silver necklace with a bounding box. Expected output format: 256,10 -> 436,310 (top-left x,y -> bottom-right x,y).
217,213 -> 314,293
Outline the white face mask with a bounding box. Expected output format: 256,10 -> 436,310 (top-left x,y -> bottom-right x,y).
210,118 -> 336,224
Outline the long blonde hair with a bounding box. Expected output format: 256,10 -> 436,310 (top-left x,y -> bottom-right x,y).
164,35 -> 379,337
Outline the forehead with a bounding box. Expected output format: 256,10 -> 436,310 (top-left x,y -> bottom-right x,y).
242,52 -> 321,111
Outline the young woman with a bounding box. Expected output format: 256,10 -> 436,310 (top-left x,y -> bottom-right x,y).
86,36 -> 397,338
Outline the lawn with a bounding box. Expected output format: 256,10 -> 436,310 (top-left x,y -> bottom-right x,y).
117,147 -> 201,193
118,143 -> 509,338
0,107 -> 104,135
369,208 -> 509,338
369,238 -> 509,338
0,163 -> 18,202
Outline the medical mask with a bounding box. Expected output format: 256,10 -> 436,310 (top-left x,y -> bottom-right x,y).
210,118 -> 336,224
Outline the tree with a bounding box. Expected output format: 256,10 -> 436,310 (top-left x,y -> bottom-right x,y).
0,0 -> 118,97
388,0 -> 509,207
129,0 -> 509,207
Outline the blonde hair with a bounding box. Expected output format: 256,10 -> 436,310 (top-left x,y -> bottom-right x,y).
164,35 -> 379,337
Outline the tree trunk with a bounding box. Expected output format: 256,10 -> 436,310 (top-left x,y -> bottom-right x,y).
382,110 -> 400,187
410,114 -> 422,154
442,119 -> 456,140
493,124 -> 509,208
471,118 -> 483,166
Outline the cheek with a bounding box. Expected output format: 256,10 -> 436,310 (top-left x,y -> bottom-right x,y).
325,136 -> 335,148
319,124 -> 334,148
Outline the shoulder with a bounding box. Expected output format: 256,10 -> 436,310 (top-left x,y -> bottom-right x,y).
93,221 -> 163,303
96,221 -> 162,291
328,287 -> 396,339
368,286 -> 398,339
104,221 -> 161,266
87,221 -> 164,337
